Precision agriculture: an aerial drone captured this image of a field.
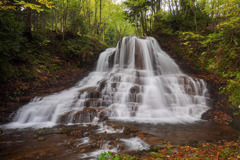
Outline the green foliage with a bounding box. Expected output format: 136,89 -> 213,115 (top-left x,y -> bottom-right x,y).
97,151 -> 112,160
14,0 -> 53,12
69,15 -> 88,36
179,29 -> 240,113
0,5 -> 105,82
153,4 -> 210,33
149,152 -> 164,158
221,72 -> 240,115
98,152 -> 136,160
62,37 -> 92,62
123,0 -> 152,35
200,16 -> 240,113
104,4 -> 135,46
0,10 -> 26,81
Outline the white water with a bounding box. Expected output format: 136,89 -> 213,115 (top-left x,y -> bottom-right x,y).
4,36 -> 209,128
120,137 -> 150,151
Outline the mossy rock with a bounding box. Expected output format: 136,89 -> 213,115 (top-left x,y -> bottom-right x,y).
37,137 -> 45,141
149,152 -> 164,158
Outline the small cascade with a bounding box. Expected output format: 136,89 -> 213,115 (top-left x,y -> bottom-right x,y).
5,36 -> 210,128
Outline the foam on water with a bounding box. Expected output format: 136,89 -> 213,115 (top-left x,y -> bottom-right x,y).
97,123 -> 124,133
3,36 -> 210,129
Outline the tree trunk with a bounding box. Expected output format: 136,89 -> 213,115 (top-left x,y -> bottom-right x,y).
100,0 -> 102,24
51,8 -> 54,31
99,0 -> 102,38
94,0 -> 98,35
140,11 -> 146,36
26,7 -> 32,33
171,0 -> 176,15
88,0 -> 91,29
33,10 -> 36,32
54,8 -> 59,33
65,0 -> 69,30
36,12 -> 38,31
157,0 -> 161,11
63,0 -> 69,41
211,1 -> 215,18
175,0 -> 179,15
191,0 -> 197,32
168,0 -> 172,15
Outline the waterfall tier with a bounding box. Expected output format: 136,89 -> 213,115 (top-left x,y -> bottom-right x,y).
6,36 -> 210,128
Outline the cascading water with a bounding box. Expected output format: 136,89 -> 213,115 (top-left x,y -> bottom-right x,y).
5,36 -> 210,128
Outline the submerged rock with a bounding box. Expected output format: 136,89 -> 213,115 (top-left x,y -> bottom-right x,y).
123,126 -> 138,136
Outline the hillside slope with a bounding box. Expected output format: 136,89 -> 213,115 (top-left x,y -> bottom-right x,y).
0,32 -> 107,124
152,30 -> 239,130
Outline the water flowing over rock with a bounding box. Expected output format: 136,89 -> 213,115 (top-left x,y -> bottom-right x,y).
5,36 -> 210,128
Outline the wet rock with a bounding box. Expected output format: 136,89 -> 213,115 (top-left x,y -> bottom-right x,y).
79,87 -> 101,98
123,126 -> 138,135
78,148 -> 86,153
84,99 -> 96,107
135,43 -> 144,69
97,79 -> 107,91
69,130 -> 83,137
33,134 -> 38,139
130,86 -> 140,93
106,122 -> 124,131
88,92 -> 101,99
111,82 -> 117,89
79,87 -> 97,93
202,109 -> 232,125
36,128 -> 63,135
59,108 -> 106,124
99,111 -> 109,122
59,108 -> 97,124
84,99 -> 107,107
139,36 -> 146,39
117,142 -> 125,150
206,98 -> 213,107
108,51 -> 116,68
201,109 -> 213,121
231,115 -> 240,130
164,86 -> 172,94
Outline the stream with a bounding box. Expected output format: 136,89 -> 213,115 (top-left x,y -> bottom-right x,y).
0,121 -> 239,160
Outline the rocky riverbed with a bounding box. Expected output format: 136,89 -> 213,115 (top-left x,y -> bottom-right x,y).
0,119 -> 239,160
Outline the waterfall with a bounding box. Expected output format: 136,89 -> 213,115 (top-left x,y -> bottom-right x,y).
5,36 -> 210,128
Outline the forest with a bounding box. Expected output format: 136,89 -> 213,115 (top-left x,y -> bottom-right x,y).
1,0 -> 239,119
0,0 -> 240,159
